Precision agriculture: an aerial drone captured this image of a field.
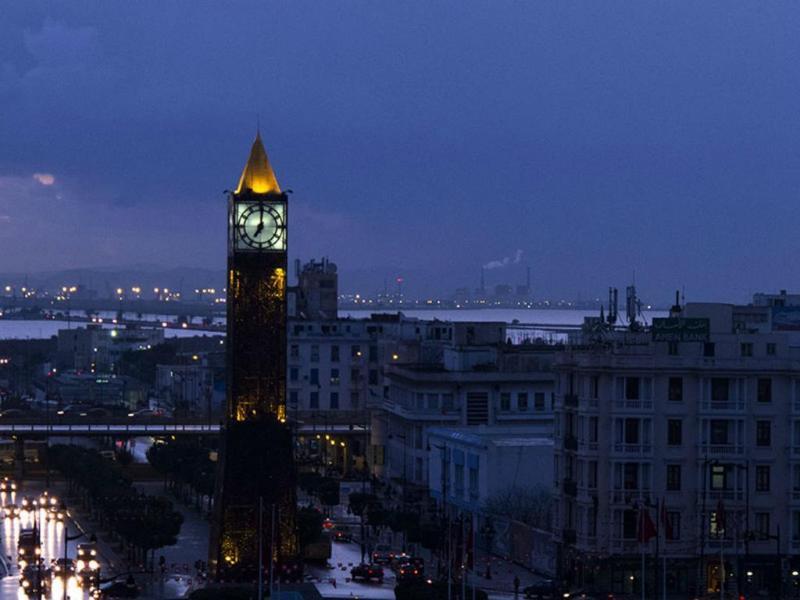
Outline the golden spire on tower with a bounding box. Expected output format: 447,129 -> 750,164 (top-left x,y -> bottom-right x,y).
235,132 -> 281,195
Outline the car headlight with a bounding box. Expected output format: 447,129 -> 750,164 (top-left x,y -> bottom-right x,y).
21,580 -> 29,588
19,548 -> 25,555
77,560 -> 85,571
89,560 -> 98,570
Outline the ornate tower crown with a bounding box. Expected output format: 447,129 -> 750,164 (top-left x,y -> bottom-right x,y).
235,132 -> 281,195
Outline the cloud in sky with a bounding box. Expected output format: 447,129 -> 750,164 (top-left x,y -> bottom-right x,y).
32,172 -> 54,186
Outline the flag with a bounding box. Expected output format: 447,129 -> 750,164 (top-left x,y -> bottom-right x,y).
660,501 -> 673,540
716,498 -> 726,534
637,505 -> 657,544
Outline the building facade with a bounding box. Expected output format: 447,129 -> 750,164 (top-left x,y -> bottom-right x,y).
553,301 -> 800,597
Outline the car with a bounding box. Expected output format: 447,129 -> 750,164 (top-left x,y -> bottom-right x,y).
20,565 -> 47,596
524,579 -> 563,600
98,578 -> 139,598
50,557 -> 77,578
0,476 -> 16,492
350,563 -> 384,583
371,544 -> 396,564
396,562 -> 425,583
333,529 -> 353,543
3,503 -> 20,518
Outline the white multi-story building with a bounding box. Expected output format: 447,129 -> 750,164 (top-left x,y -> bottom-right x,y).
553,301 -> 800,598
377,330 -> 556,486
286,313 -> 454,475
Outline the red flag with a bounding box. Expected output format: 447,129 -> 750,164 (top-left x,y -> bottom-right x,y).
637,505 -> 657,544
660,501 -> 673,540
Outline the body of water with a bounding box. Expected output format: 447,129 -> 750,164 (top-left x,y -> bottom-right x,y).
0,309 -> 668,340
341,307 -> 667,326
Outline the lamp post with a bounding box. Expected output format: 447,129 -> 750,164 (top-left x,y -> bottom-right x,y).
480,517 -> 496,579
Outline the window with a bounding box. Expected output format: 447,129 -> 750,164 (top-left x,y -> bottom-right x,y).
350,391 -> 359,408
351,345 -> 361,358
666,512 -> 681,540
368,369 -> 378,385
758,378 -> 772,403
756,512 -> 771,537
624,419 -> 640,444
623,510 -> 638,539
767,343 -> 777,356
704,342 -> 715,357
290,344 -> 299,359
310,344 -> 319,362
442,393 -> 455,411
310,391 -> 319,409
500,393 -> 511,411
369,345 -> 378,362
329,392 -> 339,409
426,393 -> 439,411
667,419 -> 683,446
710,420 -> 729,445
711,378 -> 729,402
623,463 -> 639,490
288,390 -> 298,408
330,369 -> 340,385
668,377 -> 683,401
710,465 -> 730,490
588,461 -> 598,488
517,393 -> 529,411
330,345 -> 340,362
625,378 -> 640,400
741,342 -> 753,357
756,465 -> 770,492
589,417 -> 598,443
534,392 -> 545,411
590,376 -> 599,399
289,367 -> 298,382
756,421 -> 771,447
309,369 -> 319,385
668,341 -> 679,356
351,368 -> 360,382
666,465 -> 681,491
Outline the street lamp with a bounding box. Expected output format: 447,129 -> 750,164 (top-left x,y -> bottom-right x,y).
480,517 -> 496,579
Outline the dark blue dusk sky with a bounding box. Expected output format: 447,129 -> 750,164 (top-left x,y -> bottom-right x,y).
1,2 -> 799,303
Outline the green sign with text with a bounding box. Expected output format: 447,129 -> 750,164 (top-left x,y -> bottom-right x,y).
652,318 -> 709,342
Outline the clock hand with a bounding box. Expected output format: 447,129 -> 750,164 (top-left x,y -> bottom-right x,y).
255,221 -> 264,237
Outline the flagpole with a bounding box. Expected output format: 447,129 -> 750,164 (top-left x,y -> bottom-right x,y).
655,498 -> 660,600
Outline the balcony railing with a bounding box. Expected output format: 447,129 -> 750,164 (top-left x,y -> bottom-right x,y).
613,399 -> 653,411
700,400 -> 745,412
610,489 -> 651,505
612,443 -> 652,455
700,444 -> 744,456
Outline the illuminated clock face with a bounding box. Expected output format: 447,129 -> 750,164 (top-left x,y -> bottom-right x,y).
235,202 -> 286,251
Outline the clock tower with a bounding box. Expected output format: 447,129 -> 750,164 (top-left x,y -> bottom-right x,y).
210,133 -> 298,580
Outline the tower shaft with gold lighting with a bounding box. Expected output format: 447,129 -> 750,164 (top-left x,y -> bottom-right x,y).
210,134 -> 299,580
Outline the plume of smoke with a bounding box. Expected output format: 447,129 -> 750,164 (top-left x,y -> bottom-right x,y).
484,249 -> 523,270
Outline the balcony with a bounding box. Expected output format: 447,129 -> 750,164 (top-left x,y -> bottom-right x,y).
613,399 -> 653,411
562,528 -> 577,545
562,478 -> 578,497
610,489 -> 651,505
564,393 -> 579,408
563,435 -> 578,452
700,444 -> 745,456
612,443 -> 652,455
700,400 -> 745,412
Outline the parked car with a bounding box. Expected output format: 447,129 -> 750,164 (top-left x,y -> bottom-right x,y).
333,529 -> 352,543
524,579 -> 563,600
0,476 -> 16,492
351,563 -> 384,583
